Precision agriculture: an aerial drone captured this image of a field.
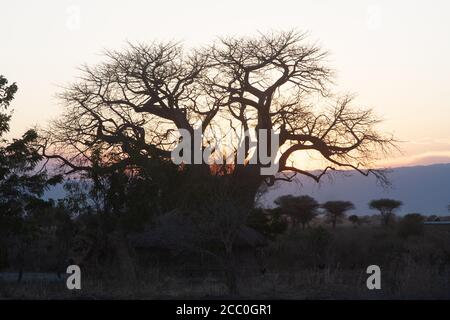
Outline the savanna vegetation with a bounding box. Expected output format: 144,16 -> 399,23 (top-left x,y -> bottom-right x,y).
1,31 -> 449,299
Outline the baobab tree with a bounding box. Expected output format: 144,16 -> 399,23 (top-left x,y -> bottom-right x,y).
1,75 -> 61,273
40,31 -> 395,211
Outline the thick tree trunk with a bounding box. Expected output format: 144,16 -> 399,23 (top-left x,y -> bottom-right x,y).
382,213 -> 391,226
231,164 -> 266,209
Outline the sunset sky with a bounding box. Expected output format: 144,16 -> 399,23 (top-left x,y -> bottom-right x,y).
1,0 -> 450,168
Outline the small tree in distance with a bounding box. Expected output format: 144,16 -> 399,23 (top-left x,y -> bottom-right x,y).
369,198 -> 403,226
348,215 -> 360,227
322,201 -> 355,229
275,195 -> 319,229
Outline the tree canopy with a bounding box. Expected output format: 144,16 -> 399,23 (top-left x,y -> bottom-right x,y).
0,75 -> 62,270
369,198 -> 403,226
274,194 -> 320,228
40,31 -> 395,209
322,200 -> 355,228
1,75 -> 58,225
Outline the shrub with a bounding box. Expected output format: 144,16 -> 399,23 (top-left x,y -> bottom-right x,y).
397,213 -> 425,239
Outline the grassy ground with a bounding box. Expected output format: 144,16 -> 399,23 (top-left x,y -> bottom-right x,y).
1,224 -> 449,299
1,265 -> 449,299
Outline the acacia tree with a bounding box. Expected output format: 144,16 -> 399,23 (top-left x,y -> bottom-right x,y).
275,194 -> 319,229
40,31 -> 395,211
369,198 -> 403,226
322,201 -> 355,229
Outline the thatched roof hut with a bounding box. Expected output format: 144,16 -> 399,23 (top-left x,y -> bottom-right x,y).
128,211 -> 267,250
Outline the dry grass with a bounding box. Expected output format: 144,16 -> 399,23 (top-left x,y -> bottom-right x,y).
1,224 -> 449,300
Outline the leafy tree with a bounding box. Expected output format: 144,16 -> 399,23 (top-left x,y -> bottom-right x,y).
275,195 -> 319,229
1,75 -> 60,225
348,214 -> 360,227
322,201 -> 355,229
369,198 -> 403,226
0,75 -> 61,269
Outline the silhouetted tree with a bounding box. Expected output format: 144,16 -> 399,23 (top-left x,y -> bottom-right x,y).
322,201 -> 355,229
0,75 -> 61,270
1,76 -> 60,214
369,198 -> 402,226
41,31 -> 395,214
36,32 -> 396,285
275,195 -> 319,229
348,214 -> 360,227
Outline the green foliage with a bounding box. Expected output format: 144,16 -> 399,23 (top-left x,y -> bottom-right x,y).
0,76 -> 59,233
0,75 -> 18,107
0,75 -> 63,269
0,75 -> 17,136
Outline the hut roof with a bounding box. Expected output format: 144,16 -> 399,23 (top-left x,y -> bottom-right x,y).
128,211 -> 267,249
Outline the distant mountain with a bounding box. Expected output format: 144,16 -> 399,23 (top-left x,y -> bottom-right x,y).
260,163 -> 450,216
44,163 -> 450,216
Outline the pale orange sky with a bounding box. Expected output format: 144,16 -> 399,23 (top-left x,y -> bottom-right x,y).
1,0 -> 450,168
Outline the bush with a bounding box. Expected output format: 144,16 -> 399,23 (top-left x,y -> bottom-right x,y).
397,213 -> 425,239
246,208 -> 287,240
